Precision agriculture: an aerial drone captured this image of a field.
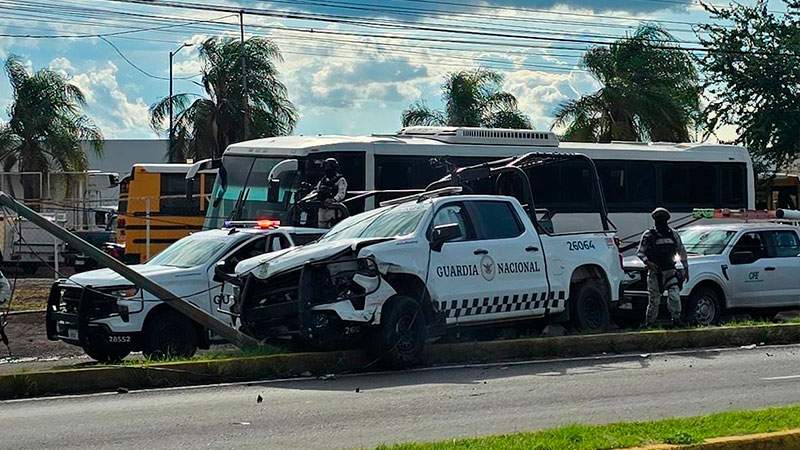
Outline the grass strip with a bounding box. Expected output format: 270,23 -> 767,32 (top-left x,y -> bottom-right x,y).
380,404 -> 800,450
119,345 -> 285,366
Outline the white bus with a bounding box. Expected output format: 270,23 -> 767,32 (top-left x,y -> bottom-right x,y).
198,127 -> 753,247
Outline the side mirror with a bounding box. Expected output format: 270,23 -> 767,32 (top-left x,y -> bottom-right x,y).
430,223 -> 462,252
267,179 -> 281,203
213,259 -> 236,283
730,250 -> 756,265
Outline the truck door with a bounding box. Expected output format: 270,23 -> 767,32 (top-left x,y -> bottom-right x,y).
426,201 -> 486,325
727,232 -> 777,308
208,235 -> 275,322
759,230 -> 800,307
460,200 -> 549,323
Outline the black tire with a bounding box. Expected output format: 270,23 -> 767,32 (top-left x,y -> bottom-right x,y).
685,286 -> 722,326
141,309 -> 198,360
570,281 -> 610,333
375,296 -> 426,369
82,334 -> 130,363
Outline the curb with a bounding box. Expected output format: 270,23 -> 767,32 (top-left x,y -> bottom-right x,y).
2,323 -> 799,400
628,428 -> 800,449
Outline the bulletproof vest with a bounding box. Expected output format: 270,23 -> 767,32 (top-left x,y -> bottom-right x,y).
317,173 -> 343,202
646,228 -> 678,271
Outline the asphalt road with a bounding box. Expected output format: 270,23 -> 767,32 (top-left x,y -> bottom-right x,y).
4,345 -> 800,450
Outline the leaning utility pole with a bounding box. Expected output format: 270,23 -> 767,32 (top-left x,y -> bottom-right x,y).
240,10 -> 250,141
0,192 -> 260,349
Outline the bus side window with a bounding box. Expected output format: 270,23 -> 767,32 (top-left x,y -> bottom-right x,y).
161,173 -> 200,215
720,163 -> 747,208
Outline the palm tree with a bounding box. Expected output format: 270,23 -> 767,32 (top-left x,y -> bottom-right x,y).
151,37 -> 297,161
0,56 -> 102,201
552,25 -> 700,143
402,69 -> 531,129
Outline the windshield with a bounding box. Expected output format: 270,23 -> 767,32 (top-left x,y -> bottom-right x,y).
319,203 -> 429,243
147,234 -> 230,268
204,155 -> 298,229
679,228 -> 736,255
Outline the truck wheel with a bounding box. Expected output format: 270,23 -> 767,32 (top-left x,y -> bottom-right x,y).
141,309 -> 198,360
686,287 -> 721,326
570,281 -> 610,333
376,296 -> 426,369
82,335 -> 130,363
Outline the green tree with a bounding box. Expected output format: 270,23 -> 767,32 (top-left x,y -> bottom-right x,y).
402,68 -> 531,128
697,0 -> 800,172
552,25 -> 700,143
0,55 -> 102,200
150,36 -> 297,161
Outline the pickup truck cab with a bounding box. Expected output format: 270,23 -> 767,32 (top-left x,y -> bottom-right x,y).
46,222 -> 325,362
620,222 -> 800,325
231,192 -> 625,367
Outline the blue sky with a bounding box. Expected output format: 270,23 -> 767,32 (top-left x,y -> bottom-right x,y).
0,0 -> 780,142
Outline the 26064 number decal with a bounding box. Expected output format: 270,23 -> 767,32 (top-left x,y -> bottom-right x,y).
567,240 -> 596,251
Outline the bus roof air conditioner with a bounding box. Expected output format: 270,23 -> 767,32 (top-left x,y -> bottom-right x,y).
397,126 -> 560,147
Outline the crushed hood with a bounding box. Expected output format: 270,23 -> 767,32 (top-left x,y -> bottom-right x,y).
235,238 -> 389,279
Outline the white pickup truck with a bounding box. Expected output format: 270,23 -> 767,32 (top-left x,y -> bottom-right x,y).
45,222 -> 325,362
620,222 -> 800,325
231,190 -> 626,366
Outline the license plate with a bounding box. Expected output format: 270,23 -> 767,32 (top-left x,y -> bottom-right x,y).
67,328 -> 78,340
74,260 -> 85,266
107,335 -> 131,344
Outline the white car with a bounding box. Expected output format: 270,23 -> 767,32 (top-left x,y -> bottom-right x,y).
620,222 -> 800,325
231,193 -> 625,367
45,222 -> 325,362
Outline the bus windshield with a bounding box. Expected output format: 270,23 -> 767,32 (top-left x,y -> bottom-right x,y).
204,155 -> 299,229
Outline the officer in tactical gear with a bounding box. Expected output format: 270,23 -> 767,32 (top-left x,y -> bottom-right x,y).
637,208 -> 689,327
315,158 -> 348,228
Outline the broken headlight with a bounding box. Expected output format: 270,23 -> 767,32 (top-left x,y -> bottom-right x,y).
306,257 -> 380,309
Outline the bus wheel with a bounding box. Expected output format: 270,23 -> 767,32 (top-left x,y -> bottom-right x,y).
570,280 -> 610,333
82,335 -> 130,363
142,309 -> 198,360
374,296 -> 426,369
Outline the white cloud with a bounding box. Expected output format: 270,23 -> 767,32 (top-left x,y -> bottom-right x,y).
49,57 -> 75,77
503,69 -> 599,131
68,61 -> 152,138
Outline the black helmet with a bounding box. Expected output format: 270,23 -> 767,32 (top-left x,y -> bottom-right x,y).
322,158 -> 339,174
323,158 -> 339,172
651,207 -> 670,220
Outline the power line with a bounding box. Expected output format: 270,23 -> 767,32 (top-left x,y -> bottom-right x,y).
96,0 -> 796,57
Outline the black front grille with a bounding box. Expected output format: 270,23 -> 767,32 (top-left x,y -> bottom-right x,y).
240,270 -> 302,339
54,285 -> 117,319
625,268 -> 648,293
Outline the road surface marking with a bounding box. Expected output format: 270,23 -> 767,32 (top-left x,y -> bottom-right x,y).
762,374 -> 800,381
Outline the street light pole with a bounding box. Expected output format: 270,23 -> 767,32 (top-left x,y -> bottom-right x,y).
240,10 -> 249,141
168,43 -> 192,162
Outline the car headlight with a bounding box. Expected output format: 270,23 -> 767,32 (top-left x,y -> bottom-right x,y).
104,286 -> 140,299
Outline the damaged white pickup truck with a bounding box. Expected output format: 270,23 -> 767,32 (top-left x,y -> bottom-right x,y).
229,167 -> 625,366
